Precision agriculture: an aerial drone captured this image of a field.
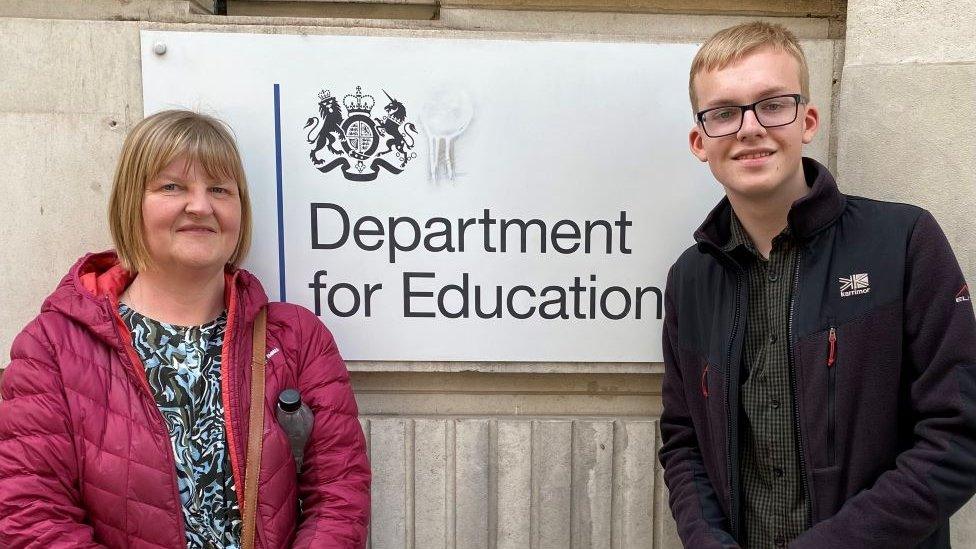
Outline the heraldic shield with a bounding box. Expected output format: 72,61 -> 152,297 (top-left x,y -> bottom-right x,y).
304,85 -> 418,182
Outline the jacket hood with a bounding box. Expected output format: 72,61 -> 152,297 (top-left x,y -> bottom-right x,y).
41,250 -> 269,346
693,157 -> 846,251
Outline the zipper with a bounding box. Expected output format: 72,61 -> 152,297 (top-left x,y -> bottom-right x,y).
827,327 -> 837,367
217,273 -> 268,548
107,296 -> 187,541
787,251 -> 813,528
827,326 -> 837,467
220,278 -> 244,512
725,273 -> 744,539
698,241 -> 744,538
701,363 -> 710,398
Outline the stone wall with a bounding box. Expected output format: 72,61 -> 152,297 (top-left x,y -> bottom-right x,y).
2,1 -> 973,547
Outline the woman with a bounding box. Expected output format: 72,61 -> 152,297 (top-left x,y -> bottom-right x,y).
0,110 -> 370,548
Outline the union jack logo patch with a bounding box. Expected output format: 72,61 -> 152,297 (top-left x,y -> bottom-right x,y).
839,273 -> 871,297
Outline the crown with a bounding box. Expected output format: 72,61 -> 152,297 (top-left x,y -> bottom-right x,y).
343,86 -> 375,114
318,89 -> 332,101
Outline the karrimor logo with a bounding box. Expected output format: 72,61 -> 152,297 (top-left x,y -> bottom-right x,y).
839,273 -> 871,297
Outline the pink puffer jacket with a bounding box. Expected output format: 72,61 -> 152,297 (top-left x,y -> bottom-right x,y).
0,251 -> 370,548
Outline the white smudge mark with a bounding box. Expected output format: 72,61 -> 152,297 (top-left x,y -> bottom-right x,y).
419,87 -> 474,184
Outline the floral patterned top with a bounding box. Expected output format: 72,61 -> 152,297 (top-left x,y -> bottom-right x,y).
120,303 -> 242,549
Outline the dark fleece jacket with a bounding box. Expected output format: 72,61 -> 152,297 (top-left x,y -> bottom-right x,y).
659,158 -> 976,548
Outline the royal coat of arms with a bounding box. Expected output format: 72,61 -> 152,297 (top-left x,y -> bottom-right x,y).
304,86 -> 418,181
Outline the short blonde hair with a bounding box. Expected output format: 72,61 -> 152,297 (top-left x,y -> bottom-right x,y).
689,21 -> 810,112
108,110 -> 252,272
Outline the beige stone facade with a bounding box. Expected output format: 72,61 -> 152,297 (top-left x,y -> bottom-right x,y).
0,0 -> 973,547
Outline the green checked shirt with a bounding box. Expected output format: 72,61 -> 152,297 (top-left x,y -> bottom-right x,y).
723,213 -> 810,549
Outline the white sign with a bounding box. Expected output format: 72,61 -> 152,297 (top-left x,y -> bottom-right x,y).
141,31 -> 722,362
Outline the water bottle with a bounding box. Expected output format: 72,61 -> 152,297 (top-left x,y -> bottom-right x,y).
275,389 -> 314,472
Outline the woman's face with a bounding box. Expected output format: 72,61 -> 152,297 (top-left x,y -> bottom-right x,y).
142,154 -> 241,274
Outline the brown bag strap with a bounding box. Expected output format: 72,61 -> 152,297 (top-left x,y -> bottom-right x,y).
241,306 -> 267,549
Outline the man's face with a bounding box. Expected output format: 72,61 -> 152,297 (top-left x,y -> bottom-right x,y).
689,48 -> 819,201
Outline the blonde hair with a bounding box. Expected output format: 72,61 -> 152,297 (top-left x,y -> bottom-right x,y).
689,21 -> 810,112
108,110 -> 252,272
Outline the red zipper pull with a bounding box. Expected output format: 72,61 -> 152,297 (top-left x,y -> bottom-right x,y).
827,327 -> 837,367
701,364 -> 709,397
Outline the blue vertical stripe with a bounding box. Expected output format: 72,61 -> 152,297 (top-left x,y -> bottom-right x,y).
274,84 -> 287,302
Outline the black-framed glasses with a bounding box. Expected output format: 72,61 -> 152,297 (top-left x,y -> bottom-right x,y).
696,94 -> 807,138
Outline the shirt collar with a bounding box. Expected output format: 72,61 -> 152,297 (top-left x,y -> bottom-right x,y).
695,157 -> 845,253
722,211 -> 794,260
722,211 -> 754,254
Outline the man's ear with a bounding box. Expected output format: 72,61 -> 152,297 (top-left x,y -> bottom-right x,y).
801,103 -> 820,145
689,124 -> 708,162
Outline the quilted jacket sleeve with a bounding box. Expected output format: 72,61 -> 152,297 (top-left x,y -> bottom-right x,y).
658,267 -> 741,549
291,307 -> 371,549
0,321 -> 107,548
792,211 -> 976,548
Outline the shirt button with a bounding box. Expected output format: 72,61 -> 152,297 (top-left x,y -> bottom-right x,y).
771,398 -> 781,409
768,333 -> 777,344
768,271 -> 779,282
775,535 -> 786,547
773,466 -> 784,478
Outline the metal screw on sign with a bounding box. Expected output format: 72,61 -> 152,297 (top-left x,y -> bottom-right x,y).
153,42 -> 167,56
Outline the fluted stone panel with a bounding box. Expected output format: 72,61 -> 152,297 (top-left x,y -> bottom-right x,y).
359,417 -> 675,549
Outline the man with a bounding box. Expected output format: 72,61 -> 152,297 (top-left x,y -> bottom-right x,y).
658,22 -> 976,549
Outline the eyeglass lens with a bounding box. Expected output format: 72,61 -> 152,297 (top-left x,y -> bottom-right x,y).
701,96 -> 800,137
